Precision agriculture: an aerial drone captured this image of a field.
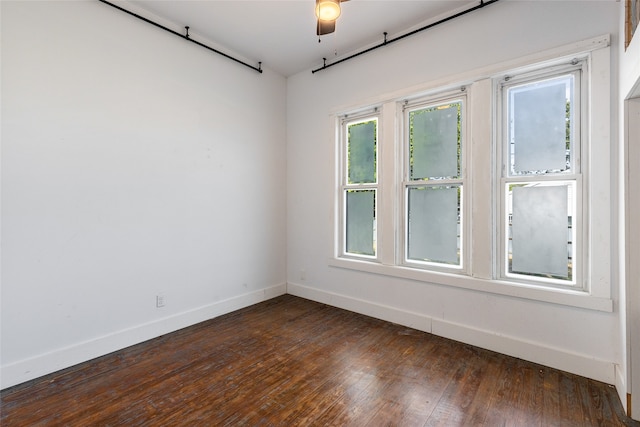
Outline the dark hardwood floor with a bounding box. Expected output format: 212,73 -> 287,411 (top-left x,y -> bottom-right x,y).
1,294 -> 637,426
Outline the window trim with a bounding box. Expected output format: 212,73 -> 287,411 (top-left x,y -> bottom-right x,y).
329,35 -> 612,312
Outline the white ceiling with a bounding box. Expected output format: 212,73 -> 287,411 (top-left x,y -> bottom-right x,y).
128,0 -> 476,76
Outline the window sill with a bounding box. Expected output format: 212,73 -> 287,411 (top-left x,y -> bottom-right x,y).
328,257 -> 613,312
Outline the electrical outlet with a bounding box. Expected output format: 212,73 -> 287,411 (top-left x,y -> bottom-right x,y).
300,269 -> 306,281
156,294 -> 165,308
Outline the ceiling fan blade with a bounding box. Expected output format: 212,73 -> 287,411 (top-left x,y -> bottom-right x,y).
317,19 -> 336,36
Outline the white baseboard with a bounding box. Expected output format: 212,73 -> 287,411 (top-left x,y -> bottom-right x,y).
1,283 -> 286,390
432,318 -> 615,384
286,282 -> 432,333
287,282 -> 616,385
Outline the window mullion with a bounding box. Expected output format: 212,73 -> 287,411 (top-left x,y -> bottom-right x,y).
470,78 -> 493,280
378,102 -> 397,266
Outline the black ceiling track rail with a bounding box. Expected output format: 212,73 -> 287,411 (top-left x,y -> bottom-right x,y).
312,0 -> 499,74
97,0 -> 262,74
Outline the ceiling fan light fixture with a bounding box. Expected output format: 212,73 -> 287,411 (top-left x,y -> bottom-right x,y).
315,0 -> 341,22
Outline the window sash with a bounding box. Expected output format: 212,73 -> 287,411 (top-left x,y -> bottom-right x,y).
404,184 -> 463,268
501,67 -> 582,178
344,189 -> 377,257
346,119 -> 378,185
408,101 -> 462,180
501,179 -> 579,286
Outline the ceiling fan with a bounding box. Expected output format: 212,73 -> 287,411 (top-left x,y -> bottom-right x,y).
315,0 -> 349,36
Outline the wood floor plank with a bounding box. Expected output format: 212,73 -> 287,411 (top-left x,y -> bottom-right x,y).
1,295 -> 636,426
423,349 -> 488,426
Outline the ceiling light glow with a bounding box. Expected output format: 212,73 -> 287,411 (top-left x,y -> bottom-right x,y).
315,0 -> 341,21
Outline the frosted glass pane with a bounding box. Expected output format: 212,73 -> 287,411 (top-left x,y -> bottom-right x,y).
511,80 -> 568,173
348,121 -> 376,184
407,187 -> 459,264
411,104 -> 459,179
511,185 -> 568,278
346,190 -> 375,256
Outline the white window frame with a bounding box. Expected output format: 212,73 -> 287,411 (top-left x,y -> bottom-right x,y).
338,110 -> 381,261
496,63 -> 586,290
329,35 -> 612,312
400,91 -> 469,273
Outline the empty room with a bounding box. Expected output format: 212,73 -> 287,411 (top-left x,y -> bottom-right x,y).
2,0 -> 639,425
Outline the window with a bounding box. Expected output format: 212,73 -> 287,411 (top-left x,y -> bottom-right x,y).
340,115 -> 379,259
499,67 -> 583,287
404,97 -> 465,270
330,36 -> 612,310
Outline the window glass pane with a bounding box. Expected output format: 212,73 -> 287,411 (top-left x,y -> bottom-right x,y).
346,190 -> 376,256
407,186 -> 460,265
348,120 -> 377,184
410,102 -> 461,180
509,183 -> 572,280
509,76 -> 572,174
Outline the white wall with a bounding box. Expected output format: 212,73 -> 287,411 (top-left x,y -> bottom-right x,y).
1,1 -> 287,388
287,0 -> 621,385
